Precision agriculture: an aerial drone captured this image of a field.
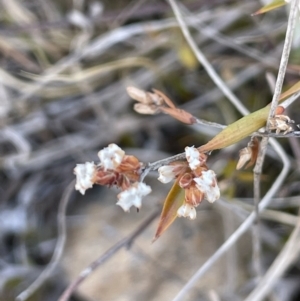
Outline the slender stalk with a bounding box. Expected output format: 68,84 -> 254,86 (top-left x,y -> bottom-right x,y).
252,0 -> 299,280
167,0 -> 249,116
16,180 -> 75,301
267,0 -> 299,121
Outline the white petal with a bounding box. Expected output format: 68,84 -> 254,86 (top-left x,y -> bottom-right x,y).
127,86 -> 149,103
74,162 -> 96,195
134,103 -> 157,115
157,166 -> 176,183
185,146 -> 201,170
98,144 -> 125,170
194,170 -> 220,203
177,203 -> 197,220
135,182 -> 152,196
117,182 -> 152,212
117,188 -> 139,211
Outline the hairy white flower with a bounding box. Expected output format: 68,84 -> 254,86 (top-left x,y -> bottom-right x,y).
74,162 -> 96,195
98,143 -> 125,171
177,203 -> 196,220
194,170 -> 220,203
185,146 -> 201,170
157,166 -> 176,183
117,182 -> 152,212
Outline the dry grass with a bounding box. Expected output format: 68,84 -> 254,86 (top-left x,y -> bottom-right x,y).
1,1 -> 300,301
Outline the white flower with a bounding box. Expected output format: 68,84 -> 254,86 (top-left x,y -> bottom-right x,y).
194,170 -> 220,203
117,182 -> 152,212
185,146 -> 201,170
74,162 -> 96,195
158,166 -> 176,183
177,203 -> 196,220
98,143 -> 125,171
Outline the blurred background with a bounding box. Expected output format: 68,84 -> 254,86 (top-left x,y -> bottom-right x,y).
1,0 -> 300,300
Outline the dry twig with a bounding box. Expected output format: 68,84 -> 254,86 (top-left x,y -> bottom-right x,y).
16,180 -> 75,301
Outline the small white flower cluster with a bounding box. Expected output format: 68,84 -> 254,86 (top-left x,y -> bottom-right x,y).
98,143 -> 125,171
177,169 -> 219,220
157,146 -> 220,220
117,182 -> 152,212
74,144 -> 151,211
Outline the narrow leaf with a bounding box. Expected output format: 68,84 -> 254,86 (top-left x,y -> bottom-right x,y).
252,0 -> 286,16
198,105 -> 284,153
153,180 -> 185,242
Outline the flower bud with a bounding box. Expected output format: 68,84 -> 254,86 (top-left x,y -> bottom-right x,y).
185,186 -> 204,207
127,86 -> 150,103
177,203 -> 196,220
178,172 -> 193,189
134,103 -> 157,115
158,165 -> 177,183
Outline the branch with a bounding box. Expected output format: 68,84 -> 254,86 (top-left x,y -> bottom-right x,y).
16,180 -> 75,301
267,0 -> 299,121
167,0 -> 249,116
252,0 -> 299,279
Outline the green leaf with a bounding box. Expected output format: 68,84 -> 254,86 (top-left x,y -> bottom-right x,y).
153,181 -> 185,241
198,105 -> 285,153
252,0 -> 286,16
